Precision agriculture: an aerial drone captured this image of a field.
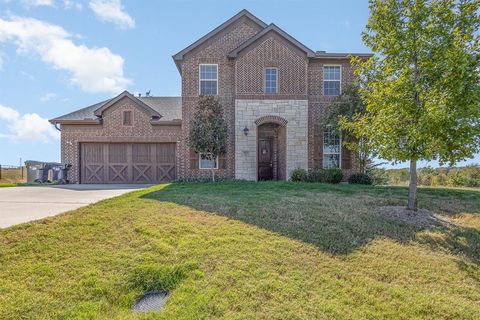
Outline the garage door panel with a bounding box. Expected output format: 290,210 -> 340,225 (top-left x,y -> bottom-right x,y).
132,164 -> 154,183
132,144 -> 152,163
81,144 -> 106,183
81,143 -> 176,184
132,144 -> 154,183
157,165 -> 176,181
108,164 -> 129,183
83,164 -> 105,183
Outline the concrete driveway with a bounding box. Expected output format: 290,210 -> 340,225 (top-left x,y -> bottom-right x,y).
0,184 -> 152,228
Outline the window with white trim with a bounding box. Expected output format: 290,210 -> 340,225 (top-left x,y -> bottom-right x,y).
323,65 -> 341,96
323,128 -> 341,168
264,67 -> 278,93
199,153 -> 218,169
199,64 -> 218,95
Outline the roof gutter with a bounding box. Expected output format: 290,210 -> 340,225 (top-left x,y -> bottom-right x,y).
150,119 -> 182,126
49,119 -> 102,125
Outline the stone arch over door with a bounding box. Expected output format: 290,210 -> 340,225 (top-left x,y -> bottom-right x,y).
256,116 -> 287,181
254,115 -> 288,127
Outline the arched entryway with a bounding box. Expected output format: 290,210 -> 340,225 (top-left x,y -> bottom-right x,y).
256,118 -> 287,181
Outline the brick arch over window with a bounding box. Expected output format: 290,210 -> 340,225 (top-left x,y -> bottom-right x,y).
254,115 -> 288,127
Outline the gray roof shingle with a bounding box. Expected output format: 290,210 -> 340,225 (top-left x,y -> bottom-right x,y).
50,96 -> 181,123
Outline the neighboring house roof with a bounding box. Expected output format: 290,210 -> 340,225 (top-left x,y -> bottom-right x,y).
172,9 -> 268,71
228,23 -> 316,58
50,93 -> 182,124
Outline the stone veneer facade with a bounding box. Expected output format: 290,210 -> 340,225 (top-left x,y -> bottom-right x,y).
235,100 -> 308,180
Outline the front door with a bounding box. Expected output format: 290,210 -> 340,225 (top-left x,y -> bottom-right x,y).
258,138 -> 273,180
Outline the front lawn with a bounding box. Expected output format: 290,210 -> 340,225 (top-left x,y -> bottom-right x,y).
0,182 -> 478,319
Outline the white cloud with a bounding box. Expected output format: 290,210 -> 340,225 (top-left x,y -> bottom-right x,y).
63,0 -> 82,10
89,0 -> 135,29
40,92 -> 57,102
0,15 -> 131,93
0,104 -> 59,143
21,0 -> 54,7
20,70 -> 35,80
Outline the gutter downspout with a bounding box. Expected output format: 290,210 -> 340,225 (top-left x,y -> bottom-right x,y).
54,123 -> 61,131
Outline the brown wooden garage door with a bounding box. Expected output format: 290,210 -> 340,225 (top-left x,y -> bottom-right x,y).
81,143 -> 176,184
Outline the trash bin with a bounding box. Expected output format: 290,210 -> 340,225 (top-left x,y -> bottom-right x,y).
51,166 -> 62,181
57,164 -> 72,183
27,166 -> 42,183
25,160 -> 62,183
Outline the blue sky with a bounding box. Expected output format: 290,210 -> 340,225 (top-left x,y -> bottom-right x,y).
0,0 -> 478,168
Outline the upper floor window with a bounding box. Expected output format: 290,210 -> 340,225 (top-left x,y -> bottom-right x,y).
323,128 -> 341,168
199,64 -> 218,95
123,110 -> 132,126
323,65 -> 341,96
264,67 -> 278,93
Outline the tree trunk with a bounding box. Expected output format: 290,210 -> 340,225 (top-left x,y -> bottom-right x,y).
407,159 -> 418,211
211,168 -> 215,182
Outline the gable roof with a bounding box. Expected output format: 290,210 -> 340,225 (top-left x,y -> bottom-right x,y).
93,91 -> 161,118
172,9 -> 267,70
50,94 -> 182,124
228,23 -> 316,58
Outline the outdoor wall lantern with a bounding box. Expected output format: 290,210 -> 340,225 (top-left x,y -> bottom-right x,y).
243,126 -> 249,136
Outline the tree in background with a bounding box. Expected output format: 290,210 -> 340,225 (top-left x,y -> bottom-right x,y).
324,84 -> 376,174
188,96 -> 228,182
343,0 -> 479,211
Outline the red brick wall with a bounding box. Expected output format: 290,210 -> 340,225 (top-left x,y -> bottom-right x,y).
235,33 -> 308,99
307,59 -> 357,174
177,18 -> 358,179
61,96 -> 181,183
177,16 -> 263,179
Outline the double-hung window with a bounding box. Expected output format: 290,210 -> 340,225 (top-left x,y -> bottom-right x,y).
199,153 -> 218,169
264,67 -> 278,93
199,64 -> 218,95
323,65 -> 341,96
323,128 -> 341,168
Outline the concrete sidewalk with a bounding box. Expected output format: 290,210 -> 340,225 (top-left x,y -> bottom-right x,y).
0,184 -> 151,228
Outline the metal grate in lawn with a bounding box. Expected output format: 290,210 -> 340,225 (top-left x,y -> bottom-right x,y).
131,291 -> 169,313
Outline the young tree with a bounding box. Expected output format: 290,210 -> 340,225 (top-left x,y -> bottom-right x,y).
344,0 -> 479,211
188,96 -> 228,181
324,84 -> 376,174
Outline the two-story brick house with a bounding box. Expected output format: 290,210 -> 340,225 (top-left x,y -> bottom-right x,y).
50,10 -> 372,184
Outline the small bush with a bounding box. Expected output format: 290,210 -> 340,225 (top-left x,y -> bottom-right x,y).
324,168 -> 343,184
348,172 -> 373,185
306,169 -> 326,182
290,168 -> 308,182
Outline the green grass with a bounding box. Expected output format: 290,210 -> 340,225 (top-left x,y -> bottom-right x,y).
0,183 -> 20,188
0,182 -> 479,319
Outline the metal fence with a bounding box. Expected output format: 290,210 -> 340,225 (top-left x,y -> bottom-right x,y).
0,165 -> 26,182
